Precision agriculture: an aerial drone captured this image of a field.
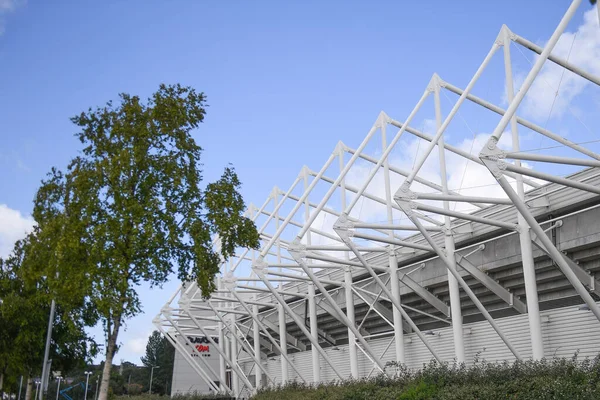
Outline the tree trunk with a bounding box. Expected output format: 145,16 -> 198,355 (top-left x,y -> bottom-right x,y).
24,377 -> 33,400
0,372 -> 4,400
98,317 -> 121,400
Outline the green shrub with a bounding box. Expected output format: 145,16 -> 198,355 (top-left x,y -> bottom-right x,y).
252,354 -> 600,400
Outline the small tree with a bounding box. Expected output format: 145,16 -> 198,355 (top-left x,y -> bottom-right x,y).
0,234 -> 96,399
141,331 -> 175,395
33,84 -> 260,400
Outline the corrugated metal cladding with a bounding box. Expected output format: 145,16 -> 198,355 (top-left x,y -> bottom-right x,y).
244,303 -> 600,385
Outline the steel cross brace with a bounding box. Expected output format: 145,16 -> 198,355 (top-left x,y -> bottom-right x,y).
480,142 -> 600,322
356,275 -> 392,331
222,276 -> 309,383
153,320 -> 222,394
395,186 -> 522,360
160,310 -> 225,392
251,259 -> 347,380
350,286 -> 394,328
315,296 -> 369,338
238,313 -> 308,353
353,284 -> 452,326
205,302 -> 273,387
286,240 -> 387,372
333,213 -> 443,363
179,299 -> 253,392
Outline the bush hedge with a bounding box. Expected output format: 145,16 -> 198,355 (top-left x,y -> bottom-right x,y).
114,394 -> 234,400
251,354 -> 600,400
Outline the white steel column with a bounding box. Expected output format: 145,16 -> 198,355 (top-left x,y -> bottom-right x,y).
277,302 -> 289,383
217,280 -> 227,389
218,321 -> 227,390
344,267 -> 359,377
339,143 -> 359,377
308,284 -> 321,383
252,303 -> 262,389
381,118 -> 405,364
388,255 -> 405,364
433,78 -> 465,363
229,314 -> 241,396
501,25 -> 544,360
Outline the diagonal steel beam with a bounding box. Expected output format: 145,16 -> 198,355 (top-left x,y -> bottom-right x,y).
395,191 -> 522,359
531,230 -> 600,297
257,315 -> 308,352
397,270 -> 450,317
316,296 -> 368,337
454,253 -> 527,314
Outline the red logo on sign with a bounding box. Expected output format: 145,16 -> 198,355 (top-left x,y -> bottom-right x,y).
196,344 -> 210,352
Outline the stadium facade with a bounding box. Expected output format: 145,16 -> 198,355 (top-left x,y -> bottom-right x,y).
155,1 -> 600,398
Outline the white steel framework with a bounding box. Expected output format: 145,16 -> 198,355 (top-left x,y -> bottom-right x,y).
156,2 -> 600,397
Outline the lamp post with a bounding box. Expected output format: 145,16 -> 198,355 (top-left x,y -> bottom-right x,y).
34,381 -> 41,400
94,377 -> 99,400
149,366 -> 160,395
84,372 -> 93,400
17,376 -> 23,400
55,376 -> 62,400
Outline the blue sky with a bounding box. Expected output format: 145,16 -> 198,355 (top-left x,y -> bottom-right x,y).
1,1 -> 599,364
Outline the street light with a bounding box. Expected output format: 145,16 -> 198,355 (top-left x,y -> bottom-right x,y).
34,381 -> 41,400
149,366 -> 160,395
84,371 -> 93,400
17,376 -> 23,400
94,376 -> 99,400
55,376 -> 63,400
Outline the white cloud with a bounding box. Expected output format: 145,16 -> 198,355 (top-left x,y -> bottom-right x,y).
0,0 -> 25,35
342,126 -> 530,228
124,330 -> 153,358
518,8 -> 600,121
0,204 -> 35,258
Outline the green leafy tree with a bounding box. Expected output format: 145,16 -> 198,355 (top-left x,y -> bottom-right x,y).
32,84 -> 260,400
141,331 -> 175,395
0,234 -> 97,400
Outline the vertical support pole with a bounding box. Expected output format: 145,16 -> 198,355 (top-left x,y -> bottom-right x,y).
224,288 -> 308,382
252,267 -> 346,379
344,268 -> 359,378
278,303 -> 289,384
433,79 -> 465,363
388,255 -> 405,364
303,169 -> 312,249
229,314 -> 240,396
308,284 -> 321,383
339,144 -> 359,377
252,303 -> 262,389
380,117 -> 406,365
274,188 -> 289,385
502,26 -> 544,360
206,301 -> 269,386
273,188 -> 282,284
217,281 -> 227,390
218,321 -> 227,390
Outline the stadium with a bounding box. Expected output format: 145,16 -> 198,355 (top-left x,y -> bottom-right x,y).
154,2 -> 600,398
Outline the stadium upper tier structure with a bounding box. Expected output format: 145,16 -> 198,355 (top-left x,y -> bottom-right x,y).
155,1 -> 600,398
